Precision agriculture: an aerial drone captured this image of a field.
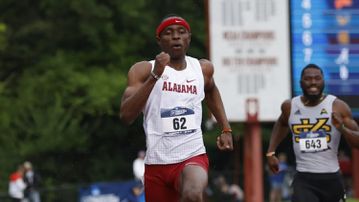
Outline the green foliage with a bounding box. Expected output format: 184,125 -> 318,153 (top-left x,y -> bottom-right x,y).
0,0 -> 208,194
0,23 -> 6,51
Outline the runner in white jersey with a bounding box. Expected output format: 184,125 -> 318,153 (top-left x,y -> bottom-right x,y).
144,55 -> 206,164
266,64 -> 359,202
120,15 -> 233,202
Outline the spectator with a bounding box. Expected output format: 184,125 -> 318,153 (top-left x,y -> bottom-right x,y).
9,164 -> 27,202
23,161 -> 41,202
268,153 -> 288,202
133,150 -> 145,183
132,150 -> 145,202
213,175 -> 243,202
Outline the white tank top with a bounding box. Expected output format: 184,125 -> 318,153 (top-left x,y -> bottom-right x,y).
143,56 -> 206,164
289,95 -> 340,173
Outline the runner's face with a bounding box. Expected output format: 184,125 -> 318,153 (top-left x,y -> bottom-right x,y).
300,68 -> 324,101
157,24 -> 191,59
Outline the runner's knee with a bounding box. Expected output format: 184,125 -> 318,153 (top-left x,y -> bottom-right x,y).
181,188 -> 203,202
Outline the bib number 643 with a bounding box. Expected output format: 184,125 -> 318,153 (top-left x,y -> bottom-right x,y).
299,137 -> 327,152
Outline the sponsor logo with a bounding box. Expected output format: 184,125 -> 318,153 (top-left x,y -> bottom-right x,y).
81,194 -> 120,202
320,108 -> 328,115
170,108 -> 188,116
306,132 -> 320,138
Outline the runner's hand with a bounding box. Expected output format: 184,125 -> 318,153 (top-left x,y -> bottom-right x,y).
153,52 -> 170,76
267,155 -> 280,174
216,132 -> 233,151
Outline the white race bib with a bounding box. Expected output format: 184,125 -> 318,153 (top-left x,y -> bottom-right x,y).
298,131 -> 328,153
161,107 -> 197,135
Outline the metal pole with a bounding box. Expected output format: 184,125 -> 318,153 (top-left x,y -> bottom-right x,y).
243,98 -> 264,202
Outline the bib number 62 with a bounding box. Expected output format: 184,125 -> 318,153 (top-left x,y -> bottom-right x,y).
173,117 -> 187,130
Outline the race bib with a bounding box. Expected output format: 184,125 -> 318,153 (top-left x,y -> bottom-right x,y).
161,107 -> 197,135
299,131 -> 328,153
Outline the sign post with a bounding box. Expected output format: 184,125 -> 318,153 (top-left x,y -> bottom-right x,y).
243,98 -> 263,202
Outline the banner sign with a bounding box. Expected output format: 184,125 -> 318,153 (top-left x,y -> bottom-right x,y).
79,181 -> 144,202
208,0 -> 291,121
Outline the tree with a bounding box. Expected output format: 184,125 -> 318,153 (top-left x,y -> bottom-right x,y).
0,0 -> 207,194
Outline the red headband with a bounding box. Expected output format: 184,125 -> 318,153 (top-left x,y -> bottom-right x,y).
156,17 -> 191,37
